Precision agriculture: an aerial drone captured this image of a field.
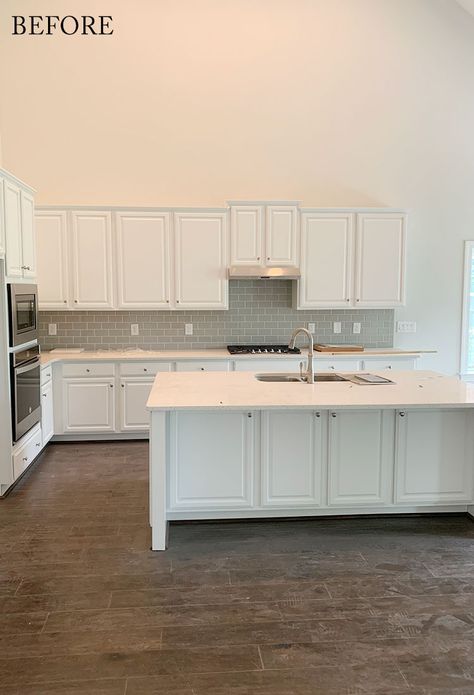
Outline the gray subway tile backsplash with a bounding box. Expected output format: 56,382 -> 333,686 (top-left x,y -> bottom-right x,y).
39,280 -> 394,351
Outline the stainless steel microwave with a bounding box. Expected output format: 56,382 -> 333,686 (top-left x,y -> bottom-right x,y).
7,284 -> 39,348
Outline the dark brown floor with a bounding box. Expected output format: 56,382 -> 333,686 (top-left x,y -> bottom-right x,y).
0,443 -> 474,694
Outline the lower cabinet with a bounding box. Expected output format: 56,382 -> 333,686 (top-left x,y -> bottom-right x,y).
234,359 -> 305,373
328,410 -> 394,506
395,409 -> 474,503
12,424 -> 43,481
261,410 -> 324,507
62,379 -> 116,433
169,410 -> 255,510
41,379 -> 54,444
120,378 -> 154,431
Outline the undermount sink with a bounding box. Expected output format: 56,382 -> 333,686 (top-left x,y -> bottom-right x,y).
255,373 -> 348,383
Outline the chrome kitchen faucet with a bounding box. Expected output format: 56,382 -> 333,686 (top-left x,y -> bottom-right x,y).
288,327 -> 314,384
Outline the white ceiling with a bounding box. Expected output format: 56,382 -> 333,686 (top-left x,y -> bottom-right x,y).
456,0 -> 474,17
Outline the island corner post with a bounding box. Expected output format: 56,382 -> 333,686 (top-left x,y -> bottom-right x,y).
149,410 -> 168,551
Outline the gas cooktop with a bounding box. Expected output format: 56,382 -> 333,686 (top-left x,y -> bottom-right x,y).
227,344 -> 301,355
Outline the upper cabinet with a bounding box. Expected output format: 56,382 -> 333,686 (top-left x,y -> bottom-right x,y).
116,212 -> 171,309
2,174 -> 36,281
355,213 -> 406,307
297,210 -> 407,309
230,203 -> 299,267
174,212 -> 228,310
36,211 -> 69,309
71,211 -> 114,310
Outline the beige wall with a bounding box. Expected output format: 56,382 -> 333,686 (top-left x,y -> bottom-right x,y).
1,0 -> 474,373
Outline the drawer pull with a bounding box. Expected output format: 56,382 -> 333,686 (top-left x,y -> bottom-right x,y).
331,412 -> 337,418
35,443 -> 40,448
22,457 -> 28,462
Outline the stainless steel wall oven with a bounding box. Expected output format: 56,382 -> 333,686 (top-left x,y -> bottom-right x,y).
10,344 -> 41,442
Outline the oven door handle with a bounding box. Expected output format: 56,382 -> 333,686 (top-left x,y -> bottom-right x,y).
15,359 -> 40,376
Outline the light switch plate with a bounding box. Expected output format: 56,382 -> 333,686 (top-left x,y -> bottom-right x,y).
185,323 -> 193,336
307,322 -> 316,334
48,323 -> 57,336
353,322 -> 361,334
333,322 -> 342,334
397,321 -> 417,333
131,324 -> 139,336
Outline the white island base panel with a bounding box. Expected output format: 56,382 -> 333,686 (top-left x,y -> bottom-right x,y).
148,372 -> 474,550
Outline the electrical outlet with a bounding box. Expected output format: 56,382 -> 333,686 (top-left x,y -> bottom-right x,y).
307,322 -> 316,334
185,323 -> 193,336
397,321 -> 417,334
353,322 -> 361,334
48,323 -> 57,336
131,324 -> 139,336
333,322 -> 342,334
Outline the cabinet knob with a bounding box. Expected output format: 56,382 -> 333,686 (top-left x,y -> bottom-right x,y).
399,411 -> 406,417
267,257 -> 270,261
166,300 -> 169,303
22,457 -> 28,462
121,383 -> 125,388
315,412 -> 321,418
176,300 -> 180,304
356,299 -> 360,302
86,369 -> 90,373
346,298 -> 350,302
64,300 -> 67,304
110,384 -> 114,388
330,366 -> 335,370
35,442 -> 40,447
143,368 -> 147,372
331,412 -> 337,418
200,367 -> 205,371
257,257 -> 260,261
42,393 -> 47,398
247,412 -> 252,418
74,300 -> 78,304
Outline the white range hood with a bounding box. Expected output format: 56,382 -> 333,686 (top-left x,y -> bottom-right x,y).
228,265 -> 300,280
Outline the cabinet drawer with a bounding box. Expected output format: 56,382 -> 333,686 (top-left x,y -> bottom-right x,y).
234,359 -> 304,373
175,361 -> 230,372
119,361 -> 173,377
12,426 -> 42,481
361,357 -> 417,371
62,362 -> 116,378
314,359 -> 362,372
41,366 -> 53,386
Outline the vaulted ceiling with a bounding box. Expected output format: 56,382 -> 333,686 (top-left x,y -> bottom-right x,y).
457,0 -> 474,17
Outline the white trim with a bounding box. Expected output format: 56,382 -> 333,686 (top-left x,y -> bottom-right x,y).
461,241 -> 474,375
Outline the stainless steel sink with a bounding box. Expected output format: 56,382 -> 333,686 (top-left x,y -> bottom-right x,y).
255,373 -> 348,383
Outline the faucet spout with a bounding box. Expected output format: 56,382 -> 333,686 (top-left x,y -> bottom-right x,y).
289,327 -> 314,384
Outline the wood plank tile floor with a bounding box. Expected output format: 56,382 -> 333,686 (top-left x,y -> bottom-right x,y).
0,441 -> 474,694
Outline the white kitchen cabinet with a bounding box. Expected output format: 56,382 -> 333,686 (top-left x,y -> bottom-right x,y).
395,409 -> 474,504
116,212 -> 171,309
4,179 -> 23,278
41,379 -> 54,444
20,191 -> 36,279
355,213 -> 407,307
119,378 -> 154,431
71,211 -> 114,309
233,358 -> 305,373
62,378 -> 116,433
328,410 -> 393,506
230,205 -> 263,265
175,360 -> 230,372
0,182 -> 5,257
12,424 -> 42,482
265,205 -> 298,266
36,211 -> 70,309
169,410 -> 254,510
261,410 -> 325,507
174,212 -> 228,310
298,213 -> 353,308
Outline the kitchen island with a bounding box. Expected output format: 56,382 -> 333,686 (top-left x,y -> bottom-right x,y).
147,370 -> 474,550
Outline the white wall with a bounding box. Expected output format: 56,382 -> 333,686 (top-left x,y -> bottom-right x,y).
1,0 -> 474,374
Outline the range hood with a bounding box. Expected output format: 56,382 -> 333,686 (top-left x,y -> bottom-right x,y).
228,265 -> 300,280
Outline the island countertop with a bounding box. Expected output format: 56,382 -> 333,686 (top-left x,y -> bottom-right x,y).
146,370 -> 474,411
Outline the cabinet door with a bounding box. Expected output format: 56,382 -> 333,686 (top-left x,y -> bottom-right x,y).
174,212 -> 228,309
299,213 -> 354,308
20,191 -> 36,279
36,211 -> 70,309
62,379 -> 116,432
41,379 -> 54,444
71,211 -> 114,309
265,205 -> 298,266
4,180 -> 23,278
261,410 -> 324,507
395,409 -> 474,504
169,410 -> 254,509
328,410 -> 393,506
355,213 -> 406,307
120,378 -> 154,431
0,181 -> 5,256
230,205 -> 263,265
116,212 -> 171,309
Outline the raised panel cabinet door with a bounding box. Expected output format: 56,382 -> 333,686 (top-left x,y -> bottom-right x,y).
261,410 -> 325,507
230,205 -> 263,265
62,379 -> 116,432
355,213 -> 407,307
35,211 -> 70,309
328,410 -> 393,506
395,409 -> 474,504
298,213 -> 354,308
174,212 -> 228,309
71,211 -> 114,309
41,379 -> 54,444
4,180 -> 23,278
265,205 -> 298,266
20,191 -> 36,278
119,378 -> 154,431
116,212 -> 171,309
169,410 -> 254,509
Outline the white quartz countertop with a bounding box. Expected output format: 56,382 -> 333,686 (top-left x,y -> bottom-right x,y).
40,347 -> 432,367
146,370 -> 474,411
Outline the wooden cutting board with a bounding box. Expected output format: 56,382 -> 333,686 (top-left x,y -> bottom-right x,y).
314,344 -> 365,352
